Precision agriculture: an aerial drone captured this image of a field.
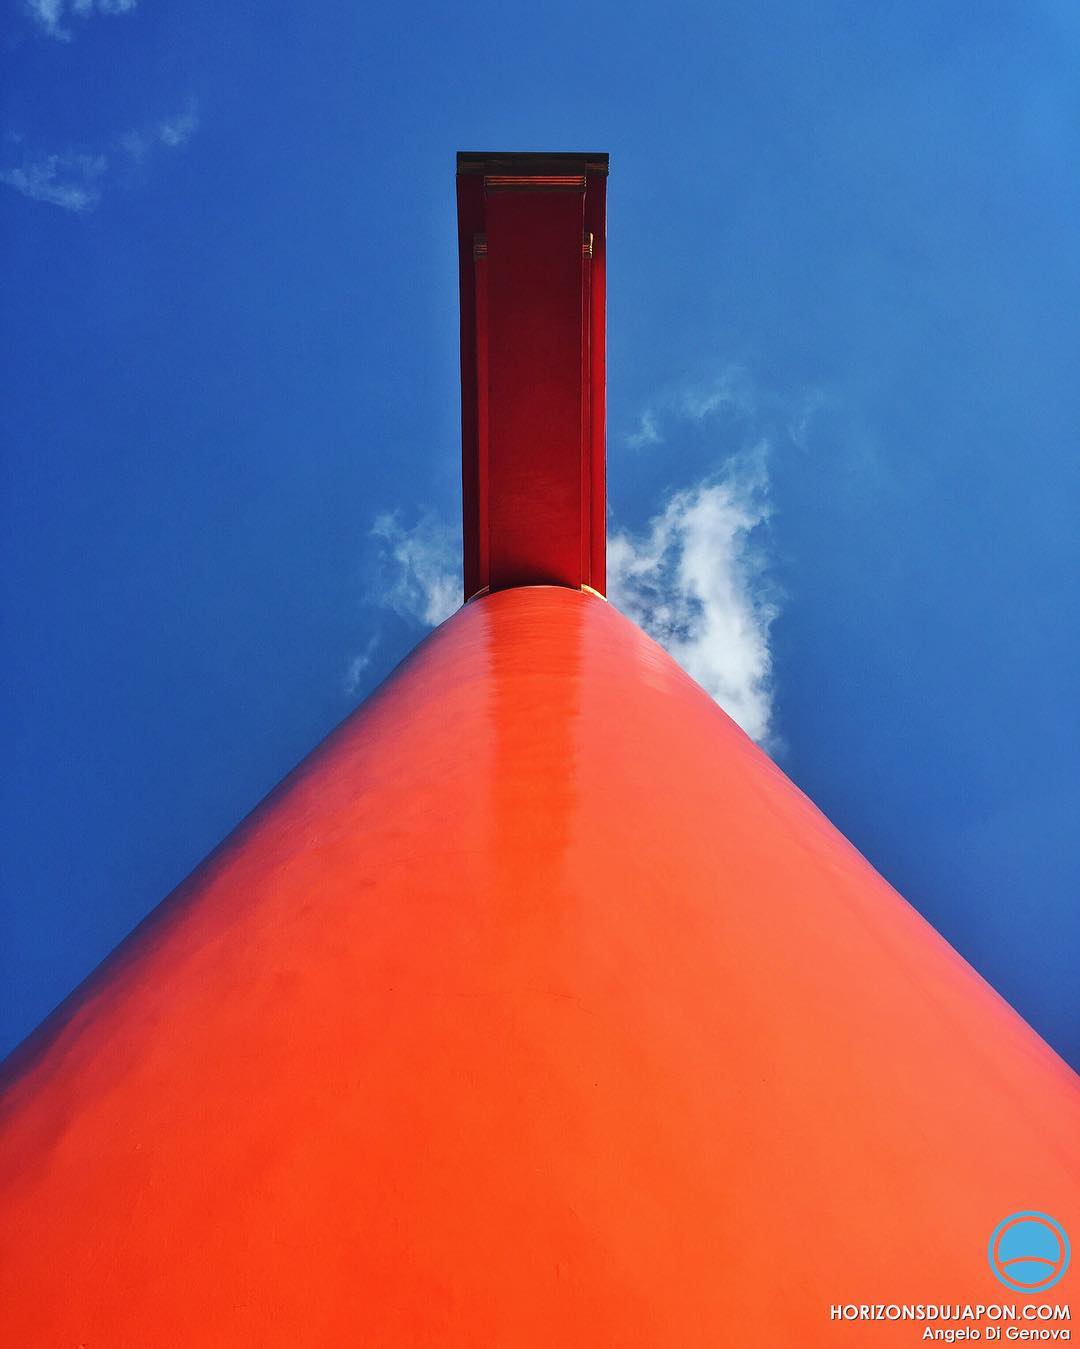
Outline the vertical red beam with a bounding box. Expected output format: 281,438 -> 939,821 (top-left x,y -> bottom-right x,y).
473,235 -> 490,591
585,171 -> 607,594
580,230 -> 593,587
457,173 -> 485,600
456,153 -> 608,599
486,183 -> 585,590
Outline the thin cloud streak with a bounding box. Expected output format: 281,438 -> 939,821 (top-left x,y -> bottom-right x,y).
123,104 -> 200,160
2,104 -> 199,213
627,409 -> 662,450
625,365 -> 757,451
158,106 -> 199,148
24,0 -> 136,41
0,153 -> 105,212
343,636 -> 380,696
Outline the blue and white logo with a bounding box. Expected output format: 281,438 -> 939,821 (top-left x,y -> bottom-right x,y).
988,1212 -> 1070,1293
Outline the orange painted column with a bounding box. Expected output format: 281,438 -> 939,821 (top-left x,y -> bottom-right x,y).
1,586 -> 1077,1346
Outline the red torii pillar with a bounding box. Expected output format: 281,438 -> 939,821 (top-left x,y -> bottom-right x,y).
0,152 -> 1076,1347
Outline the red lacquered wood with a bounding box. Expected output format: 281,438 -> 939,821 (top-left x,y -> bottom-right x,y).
473,236 -> 489,589
585,170 -> 606,593
1,588 -> 1077,1347
486,184 -> 585,589
456,171 -> 484,599
456,153 -> 608,597
580,229 -> 593,586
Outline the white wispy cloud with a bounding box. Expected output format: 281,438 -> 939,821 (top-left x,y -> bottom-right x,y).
343,635 -> 380,696
158,105 -> 199,148
370,512 -> 460,628
0,152 -> 106,212
609,445 -> 778,747
122,103 -> 200,160
677,365 -> 757,423
342,511 -> 459,696
3,104 -> 199,213
786,387 -> 831,451
627,408 -> 662,450
626,365 -> 757,451
25,0 -> 136,41
611,365 -> 785,747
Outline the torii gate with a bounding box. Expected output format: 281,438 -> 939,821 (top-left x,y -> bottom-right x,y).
0,152 -> 1076,1347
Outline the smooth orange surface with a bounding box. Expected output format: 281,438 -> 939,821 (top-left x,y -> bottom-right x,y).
1,587 -> 1077,1346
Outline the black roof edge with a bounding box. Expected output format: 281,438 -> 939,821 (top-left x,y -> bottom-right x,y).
457,151 -> 609,176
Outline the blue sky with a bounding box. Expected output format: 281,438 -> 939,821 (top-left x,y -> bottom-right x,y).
2,0 -> 1078,1069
